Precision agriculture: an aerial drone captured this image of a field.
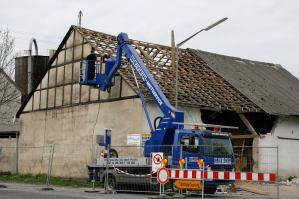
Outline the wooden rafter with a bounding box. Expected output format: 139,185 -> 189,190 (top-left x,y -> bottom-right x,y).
238,113 -> 259,137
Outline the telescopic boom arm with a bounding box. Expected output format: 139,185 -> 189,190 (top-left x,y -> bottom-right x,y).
98,33 -> 184,131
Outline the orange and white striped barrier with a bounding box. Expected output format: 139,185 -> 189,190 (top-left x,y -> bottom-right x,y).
167,169 -> 276,182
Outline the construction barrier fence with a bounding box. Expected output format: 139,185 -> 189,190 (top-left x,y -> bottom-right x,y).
0,144 -> 279,198
91,145 -> 279,198
0,145 -> 54,188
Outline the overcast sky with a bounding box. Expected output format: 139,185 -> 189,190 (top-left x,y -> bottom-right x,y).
1,0 -> 298,78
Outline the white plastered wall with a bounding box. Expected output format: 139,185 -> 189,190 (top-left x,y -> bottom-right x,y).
20,97 -> 202,178
253,116 -> 299,179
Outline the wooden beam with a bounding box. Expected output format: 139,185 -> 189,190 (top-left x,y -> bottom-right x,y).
171,30 -> 176,101
134,43 -> 154,61
231,134 -> 255,139
133,43 -> 164,68
240,139 -> 246,168
238,113 -> 259,137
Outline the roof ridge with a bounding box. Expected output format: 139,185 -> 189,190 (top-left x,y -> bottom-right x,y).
73,25 -> 173,50
188,48 -> 277,66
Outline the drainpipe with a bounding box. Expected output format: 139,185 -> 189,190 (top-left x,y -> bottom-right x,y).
28,38 -> 38,94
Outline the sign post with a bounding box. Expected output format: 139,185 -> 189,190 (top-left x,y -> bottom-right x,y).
157,168 -> 169,196
198,159 -> 204,199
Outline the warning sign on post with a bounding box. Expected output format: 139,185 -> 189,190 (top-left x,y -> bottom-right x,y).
151,152 -> 163,172
157,168 -> 169,185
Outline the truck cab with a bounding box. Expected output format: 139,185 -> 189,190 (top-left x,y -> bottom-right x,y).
171,129 -> 235,193
172,129 -> 234,170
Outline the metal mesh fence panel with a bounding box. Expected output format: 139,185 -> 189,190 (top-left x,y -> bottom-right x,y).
18,146 -> 53,175
0,143 -> 279,198
91,145 -> 279,198
233,146 -> 279,199
0,146 -> 53,175
52,144 -> 93,178
93,145 -> 159,193
0,146 -> 17,173
0,145 -> 53,188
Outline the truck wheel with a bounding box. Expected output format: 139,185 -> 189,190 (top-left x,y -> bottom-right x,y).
104,149 -> 118,158
107,86 -> 111,93
171,181 -> 179,192
107,175 -> 117,190
204,186 -> 217,194
109,149 -> 118,158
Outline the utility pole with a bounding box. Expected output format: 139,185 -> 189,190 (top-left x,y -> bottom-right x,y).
171,30 -> 177,107
173,17 -> 228,108
78,10 -> 83,27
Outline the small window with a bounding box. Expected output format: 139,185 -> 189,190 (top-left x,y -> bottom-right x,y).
181,135 -> 199,154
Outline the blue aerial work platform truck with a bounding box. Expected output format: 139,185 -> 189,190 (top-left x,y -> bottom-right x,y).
81,33 -> 236,194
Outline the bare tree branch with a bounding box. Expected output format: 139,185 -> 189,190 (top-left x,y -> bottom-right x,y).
0,29 -> 15,77
0,29 -> 20,127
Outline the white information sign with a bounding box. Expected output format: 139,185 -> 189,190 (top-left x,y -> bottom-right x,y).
127,134 -> 141,146
151,152 -> 163,172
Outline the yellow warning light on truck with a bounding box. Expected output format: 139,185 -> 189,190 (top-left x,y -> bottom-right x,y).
197,159 -> 204,168
179,159 -> 185,168
162,159 -> 167,167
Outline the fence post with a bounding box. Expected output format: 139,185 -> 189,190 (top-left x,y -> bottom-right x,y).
201,161 -> 204,199
105,144 -> 109,191
43,144 -> 54,191
15,133 -> 19,173
276,146 -> 279,199
102,144 -> 115,194
85,167 -> 99,193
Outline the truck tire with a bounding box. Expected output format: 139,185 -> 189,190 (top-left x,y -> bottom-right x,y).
204,186 -> 217,194
103,148 -> 118,158
107,175 -> 117,190
109,149 -> 118,158
107,86 -> 111,93
171,180 -> 178,192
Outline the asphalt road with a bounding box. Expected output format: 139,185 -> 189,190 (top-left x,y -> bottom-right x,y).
0,190 -> 262,199
0,183 -> 297,199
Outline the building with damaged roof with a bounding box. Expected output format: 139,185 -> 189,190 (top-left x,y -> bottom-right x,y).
16,26 -> 299,178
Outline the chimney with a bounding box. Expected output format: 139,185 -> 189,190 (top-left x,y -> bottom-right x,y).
14,39 -> 49,101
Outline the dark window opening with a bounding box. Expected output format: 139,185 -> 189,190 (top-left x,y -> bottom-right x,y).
202,137 -> 233,157
181,135 -> 199,154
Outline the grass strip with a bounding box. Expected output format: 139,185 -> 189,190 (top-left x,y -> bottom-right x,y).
0,172 -> 102,188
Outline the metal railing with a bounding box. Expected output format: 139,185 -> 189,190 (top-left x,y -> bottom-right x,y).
80,60 -> 102,83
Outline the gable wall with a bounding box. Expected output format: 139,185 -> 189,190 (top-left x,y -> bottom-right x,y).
23,29 -> 135,113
